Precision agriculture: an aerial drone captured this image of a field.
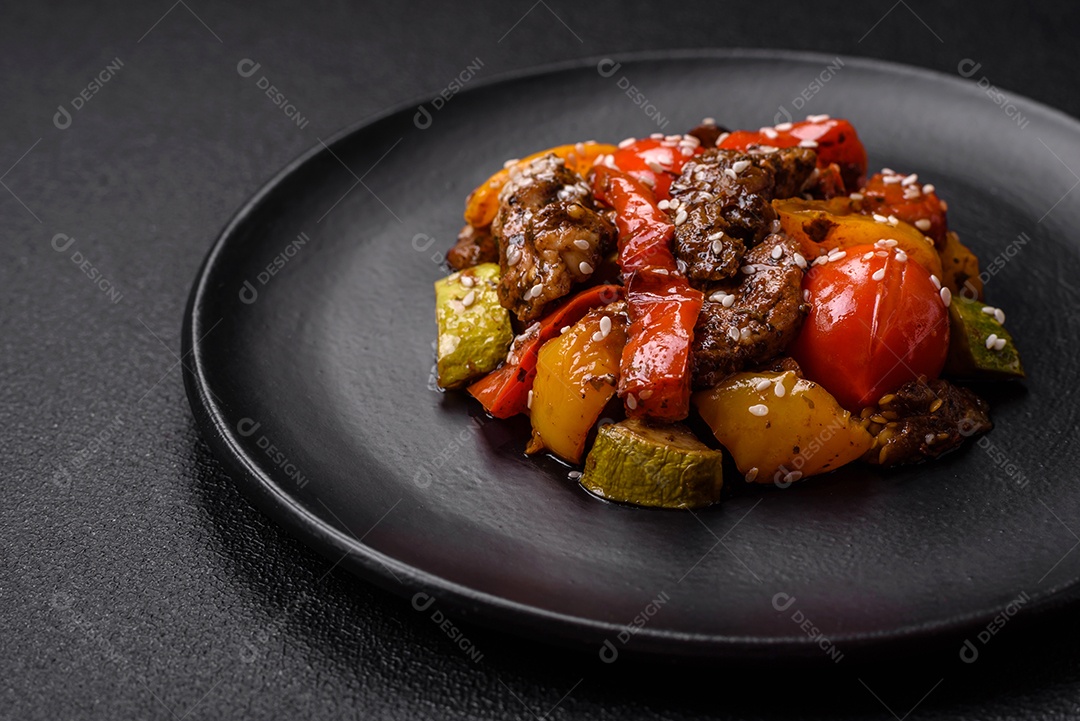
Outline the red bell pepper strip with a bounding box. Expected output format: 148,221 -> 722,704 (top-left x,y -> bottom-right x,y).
467,284 -> 622,418
592,165 -> 677,274
719,117 -> 867,190
619,269 -> 703,422
608,136 -> 706,201
592,165 -> 704,422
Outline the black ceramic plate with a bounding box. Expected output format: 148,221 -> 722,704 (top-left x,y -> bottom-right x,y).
184,50 -> 1080,660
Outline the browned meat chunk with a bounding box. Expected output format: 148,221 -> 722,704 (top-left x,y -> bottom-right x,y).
669,147 -> 816,285
691,234 -> 808,389
861,378 -> 992,466
686,121 -> 729,148
492,155 -> 616,322
447,223 -> 498,270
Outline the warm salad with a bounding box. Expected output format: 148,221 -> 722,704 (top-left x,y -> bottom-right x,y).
432,115 -> 1024,509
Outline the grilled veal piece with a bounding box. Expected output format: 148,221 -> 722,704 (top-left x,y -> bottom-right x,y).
493,154 -> 616,322
447,223 -> 499,271
691,233 -> 808,389
861,377 -> 992,466
669,147 -> 816,285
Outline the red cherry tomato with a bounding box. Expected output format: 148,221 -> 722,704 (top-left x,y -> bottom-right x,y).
858,171 -> 949,248
719,117 -> 868,190
790,243 -> 950,410
609,136 -> 705,201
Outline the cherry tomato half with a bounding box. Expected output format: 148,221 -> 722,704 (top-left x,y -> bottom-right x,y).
719,117 -> 868,190
858,171 -> 949,248
609,136 -> 705,201
790,243 -> 950,410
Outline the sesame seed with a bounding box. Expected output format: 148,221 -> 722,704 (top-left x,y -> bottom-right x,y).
711,239 -> 723,255
940,287 -> 952,307
771,244 -> 784,259
896,251 -> 908,262
882,167 -> 895,175
574,238 -> 591,251
668,198 -> 681,209
578,261 -> 594,276
925,433 -> 935,445
755,379 -> 772,392
985,333 -> 999,349
757,145 -> 779,153
460,275 -> 475,288
639,389 -> 654,400
828,250 -> 847,262
461,290 -> 476,307
901,173 -> 919,186
930,274 -> 942,290
798,139 -> 818,148
626,393 -> 638,410
774,381 -> 786,398
646,160 -> 666,174
849,192 -> 864,201
529,282 -> 543,299
591,330 -> 604,343
740,327 -> 752,340
560,325 -> 571,334
887,215 -> 900,226
881,239 -> 899,248
741,265 -> 756,274
724,168 -> 737,180
702,117 -> 716,125
875,250 -> 889,257
727,326 -> 740,342
994,337 -> 1007,351
657,199 -> 670,210
507,247 -> 522,266
783,470 -> 803,483
883,175 -> 902,184
793,252 -> 807,269
776,122 -> 793,131
709,290 -> 726,302
995,309 -> 1006,324
707,230 -> 724,240
748,404 -> 769,417
599,315 -> 612,336
722,294 -> 735,308
653,268 -> 669,275
568,470 -> 582,480
618,137 -> 636,148
503,157 -> 519,168
732,160 -> 751,174
744,467 -> 759,482
674,209 -> 688,225
922,184 -> 935,194
812,255 -> 829,266
915,219 -> 932,231
872,213 -> 889,223
527,390 -> 534,408
871,268 -> 886,281
803,289 -> 811,302
650,133 -> 664,140
863,251 -> 875,260
715,132 -> 730,145
981,306 -> 996,316
806,114 -> 830,122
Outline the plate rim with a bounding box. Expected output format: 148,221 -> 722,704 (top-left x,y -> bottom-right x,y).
182,47 -> 1080,660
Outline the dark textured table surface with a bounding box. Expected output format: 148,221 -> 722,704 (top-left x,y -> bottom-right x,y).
5,1 -> 1080,718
